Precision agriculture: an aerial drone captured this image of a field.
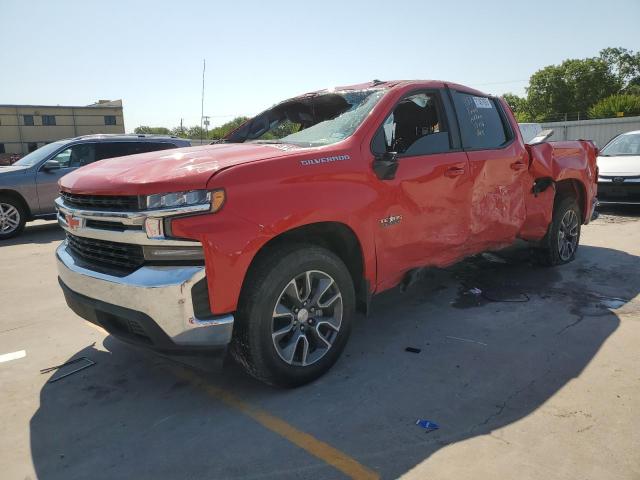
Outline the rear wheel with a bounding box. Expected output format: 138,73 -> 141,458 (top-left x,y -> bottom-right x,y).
537,196 -> 581,266
231,244 -> 355,387
0,196 -> 26,240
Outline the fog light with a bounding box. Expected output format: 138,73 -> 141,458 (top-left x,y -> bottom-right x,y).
144,218 -> 163,239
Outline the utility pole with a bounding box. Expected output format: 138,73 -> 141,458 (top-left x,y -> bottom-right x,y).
180,118 -> 184,136
203,116 -> 210,141
200,59 -> 206,144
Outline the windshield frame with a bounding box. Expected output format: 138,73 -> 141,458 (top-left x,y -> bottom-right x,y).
600,132 -> 640,157
227,87 -> 389,148
12,141 -> 68,167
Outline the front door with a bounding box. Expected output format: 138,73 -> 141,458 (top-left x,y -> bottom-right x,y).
35,143 -> 96,214
371,91 -> 472,290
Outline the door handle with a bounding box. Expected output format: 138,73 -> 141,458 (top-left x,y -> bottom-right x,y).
510,161 -> 527,171
444,167 -> 465,178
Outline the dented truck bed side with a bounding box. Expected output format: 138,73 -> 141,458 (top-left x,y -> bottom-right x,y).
519,140 -> 598,240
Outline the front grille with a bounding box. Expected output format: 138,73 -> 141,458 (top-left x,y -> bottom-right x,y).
85,219 -> 131,231
66,233 -> 144,273
60,192 -> 141,211
598,182 -> 640,202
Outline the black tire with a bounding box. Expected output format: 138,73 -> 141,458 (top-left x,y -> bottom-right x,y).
231,243 -> 355,387
0,195 -> 27,240
536,196 -> 581,266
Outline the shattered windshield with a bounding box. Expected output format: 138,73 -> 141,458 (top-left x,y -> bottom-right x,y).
225,89 -> 387,147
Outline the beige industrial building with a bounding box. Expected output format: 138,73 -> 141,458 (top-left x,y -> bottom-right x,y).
0,100 -> 125,157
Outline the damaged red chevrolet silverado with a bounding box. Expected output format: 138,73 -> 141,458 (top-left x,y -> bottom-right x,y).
55,80 -> 598,386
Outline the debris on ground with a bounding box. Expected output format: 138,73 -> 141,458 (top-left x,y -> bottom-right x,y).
405,347 -> 421,354
481,290 -> 530,303
587,292 -> 628,310
600,298 -> 626,309
446,336 -> 488,346
40,356 -> 96,383
416,419 -> 439,432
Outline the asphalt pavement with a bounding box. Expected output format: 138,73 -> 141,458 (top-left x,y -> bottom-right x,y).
1,210 -> 639,480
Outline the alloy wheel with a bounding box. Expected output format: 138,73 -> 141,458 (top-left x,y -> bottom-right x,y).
0,203 -> 20,234
557,209 -> 579,261
271,270 -> 343,366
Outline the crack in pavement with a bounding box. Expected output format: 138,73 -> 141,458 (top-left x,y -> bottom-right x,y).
556,315 -> 585,335
470,367 -> 552,434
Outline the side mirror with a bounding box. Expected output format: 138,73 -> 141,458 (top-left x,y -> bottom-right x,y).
373,152 -> 398,180
42,160 -> 61,172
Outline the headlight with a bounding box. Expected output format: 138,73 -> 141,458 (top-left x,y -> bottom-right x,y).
146,190 -> 211,209
145,189 -> 226,212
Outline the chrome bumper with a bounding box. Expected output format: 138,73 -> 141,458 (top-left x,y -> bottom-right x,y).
56,243 -> 234,347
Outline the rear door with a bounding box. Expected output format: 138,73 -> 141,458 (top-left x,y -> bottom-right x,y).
449,88 -> 529,250
35,143 -> 96,213
372,89 -> 472,288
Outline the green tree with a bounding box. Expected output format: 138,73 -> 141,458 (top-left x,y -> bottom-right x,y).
134,126 -> 171,135
170,126 -> 187,137
185,126 -> 206,139
599,47 -> 640,91
208,116 -> 250,139
501,93 -> 532,122
525,58 -> 621,121
588,94 -> 640,119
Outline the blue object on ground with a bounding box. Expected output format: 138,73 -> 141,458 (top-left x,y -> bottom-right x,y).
416,419 -> 439,431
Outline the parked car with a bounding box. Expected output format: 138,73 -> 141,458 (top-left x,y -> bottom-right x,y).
55,80 -> 597,387
596,130 -> 640,205
0,134 -> 190,239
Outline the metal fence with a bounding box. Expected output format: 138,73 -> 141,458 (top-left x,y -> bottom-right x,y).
541,116 -> 640,148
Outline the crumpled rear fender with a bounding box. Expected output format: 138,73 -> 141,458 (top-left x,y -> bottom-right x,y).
520,140 -> 598,240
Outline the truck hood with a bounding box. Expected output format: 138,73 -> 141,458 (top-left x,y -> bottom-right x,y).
598,155 -> 640,176
60,143 -> 302,195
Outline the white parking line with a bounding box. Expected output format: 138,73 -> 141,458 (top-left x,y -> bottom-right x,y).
0,350 -> 26,363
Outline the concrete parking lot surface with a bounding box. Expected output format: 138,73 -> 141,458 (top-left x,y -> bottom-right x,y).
1,212 -> 639,480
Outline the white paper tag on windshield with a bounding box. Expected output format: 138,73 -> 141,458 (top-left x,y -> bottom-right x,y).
473,96 -> 492,108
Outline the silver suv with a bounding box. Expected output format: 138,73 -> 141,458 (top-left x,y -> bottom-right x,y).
0,134 -> 190,239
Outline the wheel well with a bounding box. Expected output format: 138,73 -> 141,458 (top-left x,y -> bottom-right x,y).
0,189 -> 32,219
555,180 -> 586,221
246,222 -> 369,313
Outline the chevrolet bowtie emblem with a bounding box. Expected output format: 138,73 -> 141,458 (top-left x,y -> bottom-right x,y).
65,214 -> 82,230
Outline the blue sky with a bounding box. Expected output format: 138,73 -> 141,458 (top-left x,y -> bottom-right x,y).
1,0 -> 638,131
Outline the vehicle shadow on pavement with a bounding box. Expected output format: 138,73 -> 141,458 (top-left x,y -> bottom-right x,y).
597,204 -> 640,219
2,221 -> 63,246
29,244 -> 637,479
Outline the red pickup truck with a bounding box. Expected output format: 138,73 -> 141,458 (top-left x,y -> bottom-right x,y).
56,80 -> 598,386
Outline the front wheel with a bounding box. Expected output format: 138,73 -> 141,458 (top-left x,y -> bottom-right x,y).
537,196 -> 581,266
0,196 -> 26,240
231,244 -> 355,387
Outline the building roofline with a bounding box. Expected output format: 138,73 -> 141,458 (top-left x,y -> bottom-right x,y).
0,100 -> 123,109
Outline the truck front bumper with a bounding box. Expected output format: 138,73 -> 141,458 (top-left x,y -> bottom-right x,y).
56,243 -> 234,353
